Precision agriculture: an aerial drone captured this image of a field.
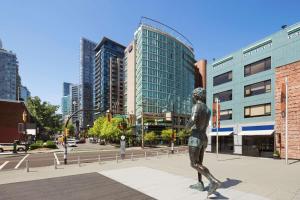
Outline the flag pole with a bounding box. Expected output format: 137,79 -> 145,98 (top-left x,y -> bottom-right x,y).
285,77 -> 288,165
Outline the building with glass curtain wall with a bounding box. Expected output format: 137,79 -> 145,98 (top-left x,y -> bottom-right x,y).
125,18 -> 195,129
80,38 -> 96,129
94,37 -> 125,117
0,39 -> 19,101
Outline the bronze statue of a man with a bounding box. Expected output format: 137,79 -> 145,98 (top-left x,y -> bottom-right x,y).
186,87 -> 221,196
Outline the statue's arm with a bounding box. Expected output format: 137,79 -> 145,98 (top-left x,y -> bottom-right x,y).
185,110 -> 196,130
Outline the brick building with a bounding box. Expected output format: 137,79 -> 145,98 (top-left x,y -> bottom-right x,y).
0,100 -> 34,143
275,60 -> 300,159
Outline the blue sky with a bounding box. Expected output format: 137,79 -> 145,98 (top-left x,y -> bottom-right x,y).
1,0 -> 299,112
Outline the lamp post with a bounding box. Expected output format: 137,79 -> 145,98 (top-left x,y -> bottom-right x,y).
63,108 -> 100,165
22,110 -> 28,151
214,98 -> 220,159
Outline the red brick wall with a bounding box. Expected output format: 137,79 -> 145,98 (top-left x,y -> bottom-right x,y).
0,101 -> 27,143
275,60 -> 300,159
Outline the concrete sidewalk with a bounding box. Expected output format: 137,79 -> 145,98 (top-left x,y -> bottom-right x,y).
0,152 -> 299,200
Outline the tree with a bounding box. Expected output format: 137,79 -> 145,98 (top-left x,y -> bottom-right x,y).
89,116 -> 124,143
178,129 -> 191,145
161,129 -> 173,143
26,96 -> 62,136
67,124 -> 75,137
144,131 -> 156,146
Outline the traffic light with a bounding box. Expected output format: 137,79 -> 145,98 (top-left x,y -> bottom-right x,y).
65,128 -> 69,137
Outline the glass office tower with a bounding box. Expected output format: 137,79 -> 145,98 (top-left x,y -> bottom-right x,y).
94,37 -> 125,116
0,40 -> 19,100
133,21 -> 195,124
80,38 -> 96,128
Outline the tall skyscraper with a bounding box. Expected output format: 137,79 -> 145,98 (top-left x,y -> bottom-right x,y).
80,38 -> 97,129
0,39 -> 20,100
70,84 -> 80,123
94,37 -> 125,117
63,82 -> 71,96
124,18 -> 195,129
20,85 -> 31,101
61,82 -> 72,121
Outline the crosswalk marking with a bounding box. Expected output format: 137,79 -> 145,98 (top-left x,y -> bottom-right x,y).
54,153 -> 60,165
0,161 -> 9,170
14,154 -> 29,169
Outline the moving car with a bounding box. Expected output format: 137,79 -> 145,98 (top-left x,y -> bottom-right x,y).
0,143 -> 26,152
67,139 -> 77,147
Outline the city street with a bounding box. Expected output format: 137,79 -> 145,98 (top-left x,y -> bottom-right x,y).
0,145 -> 187,171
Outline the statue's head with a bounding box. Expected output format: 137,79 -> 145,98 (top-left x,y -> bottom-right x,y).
192,87 -> 206,102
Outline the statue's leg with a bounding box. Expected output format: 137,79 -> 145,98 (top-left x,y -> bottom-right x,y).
191,146 -> 221,196
189,146 -> 205,191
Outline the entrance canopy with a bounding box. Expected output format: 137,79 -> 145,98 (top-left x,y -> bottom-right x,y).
239,130 -> 274,136
209,131 -> 233,136
239,125 -> 274,136
209,127 -> 234,136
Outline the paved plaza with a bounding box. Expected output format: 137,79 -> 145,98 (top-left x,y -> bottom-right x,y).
0,152 -> 299,200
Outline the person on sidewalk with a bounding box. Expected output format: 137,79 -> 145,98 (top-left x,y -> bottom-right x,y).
186,87 -> 221,197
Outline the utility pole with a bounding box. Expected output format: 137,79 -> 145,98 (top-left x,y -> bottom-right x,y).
141,105 -> 144,149
285,77 -> 288,165
171,102 -> 175,154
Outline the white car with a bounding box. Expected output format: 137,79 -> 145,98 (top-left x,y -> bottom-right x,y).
67,139 -> 77,147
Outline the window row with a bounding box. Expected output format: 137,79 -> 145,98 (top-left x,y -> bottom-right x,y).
217,103 -> 271,121
213,79 -> 271,102
212,57 -> 271,86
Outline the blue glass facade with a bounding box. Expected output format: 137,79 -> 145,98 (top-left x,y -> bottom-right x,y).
134,25 -> 195,118
0,45 -> 19,100
80,38 -> 96,128
94,37 -> 125,115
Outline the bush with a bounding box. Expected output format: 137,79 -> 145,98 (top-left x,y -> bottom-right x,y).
29,143 -> 42,150
29,140 -> 57,150
144,131 -> 156,146
43,141 -> 57,149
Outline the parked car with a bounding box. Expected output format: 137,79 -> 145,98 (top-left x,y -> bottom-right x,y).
76,138 -> 86,144
67,139 -> 77,147
0,143 -> 26,152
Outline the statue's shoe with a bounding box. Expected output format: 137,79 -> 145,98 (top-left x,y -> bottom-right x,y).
207,181 -> 221,196
189,181 -> 205,191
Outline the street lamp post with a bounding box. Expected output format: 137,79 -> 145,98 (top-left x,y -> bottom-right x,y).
214,98 -> 220,159
63,108 -> 100,165
171,102 -> 175,154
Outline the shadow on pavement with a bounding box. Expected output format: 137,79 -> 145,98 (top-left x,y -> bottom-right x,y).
217,157 -> 242,162
220,178 -> 242,189
289,159 -> 300,165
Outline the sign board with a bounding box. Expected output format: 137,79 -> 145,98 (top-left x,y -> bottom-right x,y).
212,102 -> 220,128
27,129 -> 36,136
165,112 -> 172,121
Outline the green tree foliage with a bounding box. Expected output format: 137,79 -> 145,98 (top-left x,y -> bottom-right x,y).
26,96 -> 62,134
178,129 -> 191,144
144,131 -> 156,145
88,116 -> 125,142
67,123 -> 75,136
161,129 -> 173,142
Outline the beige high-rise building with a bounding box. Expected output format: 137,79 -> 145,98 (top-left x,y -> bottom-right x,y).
124,41 -> 136,116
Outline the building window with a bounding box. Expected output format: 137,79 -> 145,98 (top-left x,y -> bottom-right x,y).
244,80 -> 271,97
220,109 -> 232,120
244,57 -> 271,77
213,71 -> 232,86
213,90 -> 232,102
244,103 -> 271,118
